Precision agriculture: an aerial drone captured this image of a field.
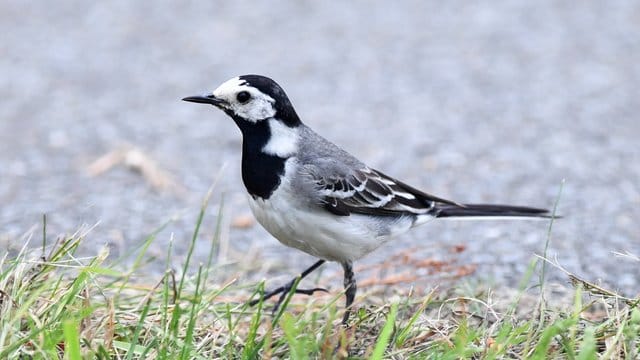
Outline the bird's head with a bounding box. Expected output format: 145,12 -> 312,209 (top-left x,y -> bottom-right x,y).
183,75 -> 301,127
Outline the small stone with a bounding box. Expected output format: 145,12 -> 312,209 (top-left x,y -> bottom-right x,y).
231,214 -> 255,229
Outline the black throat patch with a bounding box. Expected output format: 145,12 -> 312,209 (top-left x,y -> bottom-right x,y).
232,117 -> 288,199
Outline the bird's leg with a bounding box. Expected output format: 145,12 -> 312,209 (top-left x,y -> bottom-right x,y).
341,261 -> 357,326
249,259 -> 328,315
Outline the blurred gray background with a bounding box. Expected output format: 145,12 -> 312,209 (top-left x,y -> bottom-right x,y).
1,1 -> 638,294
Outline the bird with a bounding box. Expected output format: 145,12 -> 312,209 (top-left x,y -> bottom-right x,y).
183,74 -> 553,325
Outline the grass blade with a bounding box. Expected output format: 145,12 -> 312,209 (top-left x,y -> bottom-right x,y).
63,319 -> 82,360
370,302 -> 398,360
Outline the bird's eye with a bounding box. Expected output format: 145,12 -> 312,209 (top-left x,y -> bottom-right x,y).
236,91 -> 251,103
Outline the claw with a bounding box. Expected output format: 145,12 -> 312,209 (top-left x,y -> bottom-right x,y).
294,287 -> 329,296
248,281 -> 328,313
247,260 -> 327,314
271,287 -> 328,315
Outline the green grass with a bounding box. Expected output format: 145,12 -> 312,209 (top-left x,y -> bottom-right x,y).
1,201 -> 638,358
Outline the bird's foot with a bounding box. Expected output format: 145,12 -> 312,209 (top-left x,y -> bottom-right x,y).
249,278 -> 328,315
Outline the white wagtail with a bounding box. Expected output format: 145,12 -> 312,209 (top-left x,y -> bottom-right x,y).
183,75 -> 552,324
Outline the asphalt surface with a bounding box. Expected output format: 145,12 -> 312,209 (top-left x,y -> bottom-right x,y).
1,1 -> 639,295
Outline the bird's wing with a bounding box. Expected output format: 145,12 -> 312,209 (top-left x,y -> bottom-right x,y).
310,166 -> 462,217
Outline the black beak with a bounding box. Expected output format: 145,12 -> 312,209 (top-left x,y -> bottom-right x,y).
182,94 -> 228,107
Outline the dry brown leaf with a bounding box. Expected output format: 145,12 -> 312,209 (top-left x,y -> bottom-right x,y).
87,145 -> 183,193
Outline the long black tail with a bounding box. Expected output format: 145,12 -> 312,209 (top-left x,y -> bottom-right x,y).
434,204 -> 553,218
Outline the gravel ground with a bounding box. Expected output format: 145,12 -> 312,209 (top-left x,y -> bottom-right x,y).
1,1 -> 639,295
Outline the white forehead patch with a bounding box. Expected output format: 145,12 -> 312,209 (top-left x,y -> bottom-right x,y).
212,77 -> 247,98
212,77 -> 276,122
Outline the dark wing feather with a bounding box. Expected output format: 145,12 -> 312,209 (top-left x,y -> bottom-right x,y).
318,168 -> 461,217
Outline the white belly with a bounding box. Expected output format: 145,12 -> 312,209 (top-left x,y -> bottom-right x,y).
247,186 -> 415,262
